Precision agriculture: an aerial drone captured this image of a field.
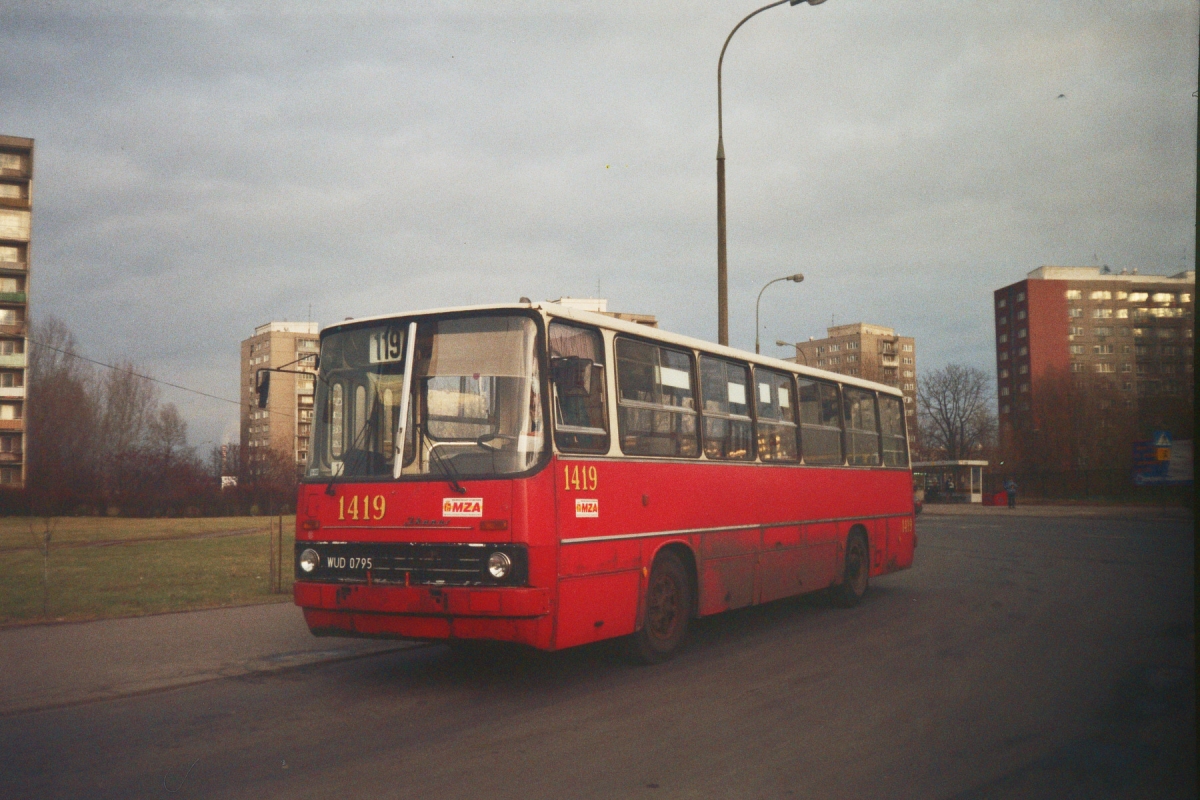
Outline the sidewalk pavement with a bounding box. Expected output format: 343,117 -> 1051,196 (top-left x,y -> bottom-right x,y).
920,502 -> 1193,520
0,602 -> 411,716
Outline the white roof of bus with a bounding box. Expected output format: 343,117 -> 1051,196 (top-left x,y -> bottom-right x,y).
320,302 -> 904,397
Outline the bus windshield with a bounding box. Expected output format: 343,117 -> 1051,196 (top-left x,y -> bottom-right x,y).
306,313 -> 544,481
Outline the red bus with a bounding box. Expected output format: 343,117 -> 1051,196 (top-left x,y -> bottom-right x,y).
292,303 -> 915,661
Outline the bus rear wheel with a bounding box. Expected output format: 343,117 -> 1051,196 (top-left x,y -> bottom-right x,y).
831,531 -> 870,608
629,550 -> 692,664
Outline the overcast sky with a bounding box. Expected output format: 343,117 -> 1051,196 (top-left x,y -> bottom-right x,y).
3,1 -> 1196,449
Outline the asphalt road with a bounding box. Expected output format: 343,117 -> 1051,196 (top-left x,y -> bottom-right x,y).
1,512 -> 1193,800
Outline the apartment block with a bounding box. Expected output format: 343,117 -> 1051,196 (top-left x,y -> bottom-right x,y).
994,266 -> 1195,434
790,323 -> 917,420
240,321 -> 319,475
0,136 -> 32,488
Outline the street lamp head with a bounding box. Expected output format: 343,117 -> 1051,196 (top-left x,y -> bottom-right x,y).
775,340 -> 792,348
790,0 -> 827,5
787,273 -> 805,283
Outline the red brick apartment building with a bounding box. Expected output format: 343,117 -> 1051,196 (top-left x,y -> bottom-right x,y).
994,266 -> 1194,449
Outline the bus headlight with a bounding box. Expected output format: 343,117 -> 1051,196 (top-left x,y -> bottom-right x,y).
487,551 -> 512,579
299,549 -> 320,573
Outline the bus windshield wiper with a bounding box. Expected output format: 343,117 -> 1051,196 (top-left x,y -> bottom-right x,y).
428,445 -> 467,495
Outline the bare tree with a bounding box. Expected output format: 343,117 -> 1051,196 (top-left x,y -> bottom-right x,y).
27,316 -> 99,514
1018,368 -> 1136,472
918,364 -> 996,461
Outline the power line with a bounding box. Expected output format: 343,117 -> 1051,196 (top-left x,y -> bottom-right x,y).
27,338 -> 298,421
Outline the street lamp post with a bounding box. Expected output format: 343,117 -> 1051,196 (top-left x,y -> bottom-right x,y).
775,339 -> 808,365
717,0 -> 828,346
755,273 -> 804,354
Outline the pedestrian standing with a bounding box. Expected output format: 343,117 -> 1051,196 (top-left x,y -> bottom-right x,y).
1004,478 -> 1018,509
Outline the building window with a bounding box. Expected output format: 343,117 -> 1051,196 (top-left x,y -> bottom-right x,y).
1016,310 -> 1026,320
1065,289 -> 1082,300
1018,364 -> 1028,375
1092,308 -> 1113,319
902,357 -> 914,365
1000,368 -> 1010,378
1019,382 -> 1029,392
901,344 -> 912,352
1093,327 -> 1112,337
0,339 -> 23,355
1000,387 -> 1010,397
1071,363 -> 1084,373
1094,363 -> 1115,373
997,334 -> 1008,344
1017,329 -> 1027,339
1090,290 -> 1111,300
1162,364 -> 1177,375
999,352 -> 1009,362
1180,293 -> 1191,303
1151,293 -> 1174,303
847,341 -> 859,349
1069,345 -> 1084,355
1116,309 -> 1128,319
1001,404 -> 1010,414
829,344 -> 840,352
1069,308 -> 1082,318
998,316 -> 1007,326
1120,363 -> 1132,373
1019,346 -> 1028,356
1068,326 -> 1084,338
1128,292 -> 1148,302
1158,329 -> 1177,339
997,298 -> 1007,308
817,359 -> 825,367
846,354 -> 858,363
1093,344 -> 1113,354
1016,292 -> 1025,302
0,371 -> 21,388
1132,327 -> 1146,337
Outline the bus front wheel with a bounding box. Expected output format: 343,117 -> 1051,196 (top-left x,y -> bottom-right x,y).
831,531 -> 870,608
629,550 -> 692,664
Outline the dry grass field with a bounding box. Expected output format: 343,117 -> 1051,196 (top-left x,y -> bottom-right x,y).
0,516 -> 296,626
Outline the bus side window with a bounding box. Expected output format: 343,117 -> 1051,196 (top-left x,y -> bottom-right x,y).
549,322 -> 609,453
615,338 -> 698,457
843,387 -> 881,466
797,378 -> 843,465
879,394 -> 908,467
755,367 -> 798,462
699,355 -> 754,460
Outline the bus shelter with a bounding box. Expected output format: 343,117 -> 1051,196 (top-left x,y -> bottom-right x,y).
912,460 -> 988,504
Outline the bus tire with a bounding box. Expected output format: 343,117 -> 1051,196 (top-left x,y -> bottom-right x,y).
831,530 -> 870,608
629,550 -> 692,664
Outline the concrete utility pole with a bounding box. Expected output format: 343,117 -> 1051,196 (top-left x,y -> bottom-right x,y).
716,0 -> 828,346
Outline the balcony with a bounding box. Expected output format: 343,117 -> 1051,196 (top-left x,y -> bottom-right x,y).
0,387 -> 24,398
879,355 -> 899,367
0,292 -> 26,304
0,419 -> 23,431
0,450 -> 22,462
0,353 -> 25,368
0,323 -> 26,337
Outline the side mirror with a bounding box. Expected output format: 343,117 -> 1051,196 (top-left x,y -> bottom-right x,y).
256,370 -> 270,408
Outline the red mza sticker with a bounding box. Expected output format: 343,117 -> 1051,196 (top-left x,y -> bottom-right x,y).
575,498 -> 599,518
443,497 -> 483,517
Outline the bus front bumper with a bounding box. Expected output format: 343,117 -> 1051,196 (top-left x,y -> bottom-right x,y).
293,582 -> 554,647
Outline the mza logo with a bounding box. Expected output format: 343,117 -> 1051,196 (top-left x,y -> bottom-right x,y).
443,497 -> 484,517
575,498 -> 599,518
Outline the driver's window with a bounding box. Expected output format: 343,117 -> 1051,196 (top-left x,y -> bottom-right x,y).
549,322 -> 609,454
